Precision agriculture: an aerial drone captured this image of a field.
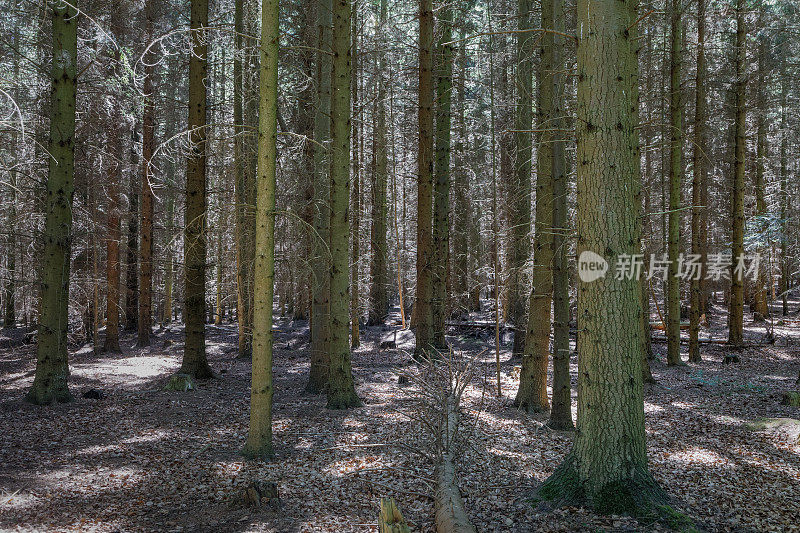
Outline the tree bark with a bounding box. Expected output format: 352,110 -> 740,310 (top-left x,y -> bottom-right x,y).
138,2 -> 155,347
243,0 -> 279,459
27,0 -> 78,405
414,0 -> 434,358
326,0 -> 360,409
538,0 -> 666,514
728,0 -> 746,347
181,0 -> 214,379
689,0 -> 706,363
367,0 -> 389,327
432,2 -> 453,350
307,0 -> 333,393
666,0 -> 683,366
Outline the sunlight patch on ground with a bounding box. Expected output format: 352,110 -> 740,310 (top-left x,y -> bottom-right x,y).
70,355 -> 178,386
667,446 -> 730,466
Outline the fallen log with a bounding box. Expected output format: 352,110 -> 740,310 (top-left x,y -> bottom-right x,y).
379,498 -> 411,533
434,396 -> 477,533
649,337 -> 770,347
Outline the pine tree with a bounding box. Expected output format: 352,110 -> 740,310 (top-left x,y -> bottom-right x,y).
326,0 -> 360,409
243,0 -> 280,459
26,0 -> 78,405
538,0 -> 667,513
181,0 -> 214,379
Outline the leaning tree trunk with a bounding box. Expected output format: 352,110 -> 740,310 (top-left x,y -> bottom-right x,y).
242,0 -> 279,459
538,0 -> 667,515
326,0 -> 360,409
181,0 -> 214,379
26,0 -> 78,405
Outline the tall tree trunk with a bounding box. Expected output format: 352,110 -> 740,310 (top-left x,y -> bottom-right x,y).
350,9 -> 361,348
752,31 -> 768,318
104,119 -> 123,354
516,0 -> 555,413
432,0 -> 453,350
181,0 -> 214,379
451,35 -> 469,316
307,0 -> 333,393
728,0 -> 746,347
538,0 -> 666,513
163,159 -> 175,325
510,0 -> 533,358
367,0 -> 389,327
125,126 -> 140,331
27,0 -> 78,405
138,2 -> 156,347
547,0 -> 573,431
4,23 -> 19,327
414,0 -> 434,357
666,0 -> 683,366
243,0 -> 279,459
779,49 -> 789,316
689,0 -> 706,363
327,0 -> 360,409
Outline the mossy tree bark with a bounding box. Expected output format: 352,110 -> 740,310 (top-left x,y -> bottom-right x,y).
414,0 -> 434,358
515,0 -> 554,413
431,1 -> 453,351
307,0 -> 333,393
728,0 -> 746,347
689,0 -> 707,363
181,0 -> 214,379
367,0 -> 389,327
548,0 -> 573,431
243,0 -> 279,459
539,0 -> 666,514
666,0 -> 683,366
26,0 -> 78,405
326,0 -> 360,409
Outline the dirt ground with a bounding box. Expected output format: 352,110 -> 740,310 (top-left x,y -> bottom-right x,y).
1,305 -> 799,532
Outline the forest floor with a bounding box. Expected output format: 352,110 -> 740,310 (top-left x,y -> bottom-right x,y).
1,303 -> 799,532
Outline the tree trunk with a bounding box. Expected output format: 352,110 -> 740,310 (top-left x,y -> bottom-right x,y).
307,0 -> 333,393
538,0 -> 666,513
243,0 -> 279,459
367,0 -> 389,327
666,0 -> 683,366
414,0 -> 434,358
104,116 -> 123,354
326,0 -> 360,409
548,0 -> 573,431
432,2 -> 453,350
125,125 -> 140,332
510,0 -> 533,358
181,0 -> 214,379
138,3 -> 155,347
26,0 -> 78,405
350,10 -> 361,348
728,0 -> 746,347
516,0 -> 555,413
689,0 -> 706,363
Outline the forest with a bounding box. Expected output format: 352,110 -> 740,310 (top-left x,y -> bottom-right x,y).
1,0 -> 799,530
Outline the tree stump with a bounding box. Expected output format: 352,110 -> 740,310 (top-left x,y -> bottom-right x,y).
379,498 -> 410,533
